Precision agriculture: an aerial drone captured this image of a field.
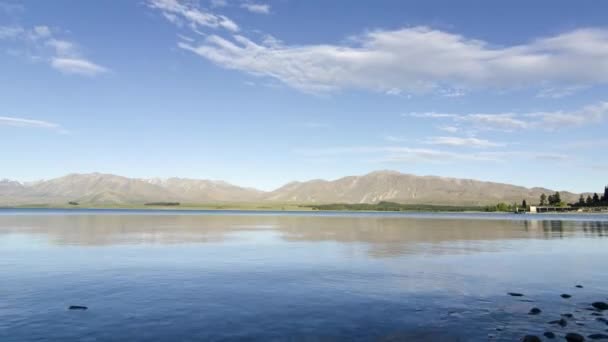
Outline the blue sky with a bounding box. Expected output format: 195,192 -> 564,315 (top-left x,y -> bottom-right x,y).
1,0 -> 607,192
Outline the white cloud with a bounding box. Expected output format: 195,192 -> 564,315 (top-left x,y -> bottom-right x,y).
407,112 -> 458,119
174,26 -> 608,94
536,85 -> 586,99
294,145 -> 574,166
0,116 -> 66,133
406,101 -> 608,131
0,25 -> 108,76
461,114 -> 528,131
294,146 -> 504,163
533,153 -> 570,161
424,136 -> 503,148
210,0 -> 228,8
240,2 -> 270,14
384,135 -> 407,143
32,26 -> 51,38
0,26 -> 24,39
437,125 -> 460,133
528,101 -> 608,128
148,0 -> 239,32
51,57 -> 108,76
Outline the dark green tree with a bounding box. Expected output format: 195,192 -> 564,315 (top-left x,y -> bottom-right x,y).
586,195 -> 593,205
540,193 -> 547,206
522,199 -> 527,208
548,191 -> 561,206
603,186 -> 608,202
593,193 -> 600,205
578,194 -> 585,206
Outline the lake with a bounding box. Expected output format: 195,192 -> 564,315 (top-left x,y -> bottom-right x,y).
1,209 -> 607,341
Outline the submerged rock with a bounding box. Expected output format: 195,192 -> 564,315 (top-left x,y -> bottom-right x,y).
597,317 -> 608,324
565,332 -> 585,342
576,285 -> 584,288
562,294 -> 573,299
508,292 -> 524,297
593,302 -> 608,311
529,307 -> 542,315
544,331 -> 556,339
549,318 -> 568,327
588,334 -> 608,340
563,313 -> 574,318
521,335 -> 541,342
68,305 -> 88,310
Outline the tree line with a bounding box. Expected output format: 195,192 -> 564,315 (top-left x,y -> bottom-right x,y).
536,186 -> 608,208
573,185 -> 608,207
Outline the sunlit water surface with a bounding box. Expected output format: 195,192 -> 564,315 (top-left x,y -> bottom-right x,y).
1,209 -> 608,341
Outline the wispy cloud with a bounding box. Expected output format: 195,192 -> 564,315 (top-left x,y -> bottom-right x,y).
294,146 -> 505,163
294,145 -> 573,166
210,0 -> 228,8
424,136 -> 503,148
50,58 -> 108,76
173,26 -> 608,94
405,101 -> 608,131
148,0 -> 239,32
0,116 -> 66,133
437,125 -> 460,133
0,1 -> 24,14
384,135 -> 408,143
0,25 -> 108,76
240,2 -> 270,14
536,85 -> 586,99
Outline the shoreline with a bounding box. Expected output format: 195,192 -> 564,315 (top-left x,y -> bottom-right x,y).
1,205 -> 607,216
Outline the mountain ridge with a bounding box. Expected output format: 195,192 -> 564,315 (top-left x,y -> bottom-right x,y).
0,171 -> 584,206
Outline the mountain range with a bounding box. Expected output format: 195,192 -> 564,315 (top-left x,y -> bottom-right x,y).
0,171 -> 582,206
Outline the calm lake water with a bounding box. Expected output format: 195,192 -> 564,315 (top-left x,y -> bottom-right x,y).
1,209 -> 608,341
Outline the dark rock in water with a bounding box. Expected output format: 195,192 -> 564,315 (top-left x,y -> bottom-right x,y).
565,332 -> 585,342
549,318 -> 568,327
597,317 -> 608,324
588,334 -> 608,340
576,285 -> 584,288
509,292 -> 524,297
544,331 -> 556,339
592,312 -> 603,316
563,313 -> 574,318
593,302 -> 608,311
529,307 -> 542,315
562,294 -> 573,299
521,335 -> 542,342
68,305 -> 88,310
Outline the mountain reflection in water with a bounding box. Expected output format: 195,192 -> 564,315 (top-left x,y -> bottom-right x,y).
1,210 -> 607,341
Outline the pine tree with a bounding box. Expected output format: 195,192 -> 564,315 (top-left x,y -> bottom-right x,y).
540,193 -> 547,206
522,199 -> 527,208
554,191 -> 561,205
548,192 -> 561,206
593,193 -> 600,205
578,194 -> 585,206
586,195 -> 593,205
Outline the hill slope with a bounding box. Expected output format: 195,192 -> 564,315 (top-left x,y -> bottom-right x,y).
265,170 -> 581,205
0,171 -> 582,206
